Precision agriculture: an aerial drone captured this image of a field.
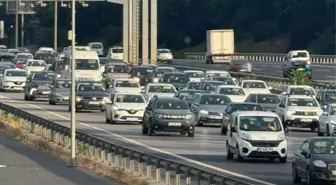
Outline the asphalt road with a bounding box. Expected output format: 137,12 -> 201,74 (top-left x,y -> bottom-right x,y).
0,132 -> 119,185
0,92 -> 317,185
172,60 -> 336,82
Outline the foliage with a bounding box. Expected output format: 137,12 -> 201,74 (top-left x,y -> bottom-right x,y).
0,0 -> 334,54
290,70 -> 312,86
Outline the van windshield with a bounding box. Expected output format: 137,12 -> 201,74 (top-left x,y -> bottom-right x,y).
239,116 -> 282,132
112,49 -> 123,53
75,59 -> 99,70
292,52 -> 308,58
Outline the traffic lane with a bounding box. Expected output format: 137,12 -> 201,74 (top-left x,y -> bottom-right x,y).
0,93 -> 315,185
0,132 -> 118,185
172,59 -> 336,81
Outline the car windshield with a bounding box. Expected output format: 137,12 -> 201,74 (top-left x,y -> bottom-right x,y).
131,68 -> 155,77
219,88 -> 245,95
115,80 -> 139,88
17,61 -> 26,65
77,83 -> 106,91
55,80 -> 71,88
312,140 -> 336,154
164,74 -> 189,83
115,94 -> 145,103
112,48 -> 123,53
157,68 -> 175,74
292,52 -> 308,58
239,116 -> 282,131
243,82 -> 266,88
289,87 -> 315,96
323,91 -> 336,101
107,65 -> 128,73
0,64 -> 15,69
200,95 -> 231,105
28,61 -> 46,66
202,82 -> 226,91
177,91 -> 201,101
56,62 -> 66,70
35,53 -> 51,59
230,104 -> 263,113
148,85 -> 176,93
291,61 -> 307,66
206,72 -> 229,77
211,77 -> 235,85
288,98 -> 319,107
255,94 -> 280,104
5,70 -> 26,77
16,54 -> 32,59
330,106 -> 336,115
75,59 -> 99,70
156,100 -> 188,110
158,50 -> 170,54
99,58 -> 107,65
91,44 -> 102,49
32,73 -> 55,80
187,82 -> 200,90
185,72 -> 204,78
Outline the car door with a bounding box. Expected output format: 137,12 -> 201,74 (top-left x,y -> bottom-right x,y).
143,97 -> 156,127
106,93 -> 115,119
319,105 -> 330,133
222,105 -> 232,127
275,97 -> 287,118
315,91 -> 322,105
296,140 -> 309,177
229,116 -> 239,148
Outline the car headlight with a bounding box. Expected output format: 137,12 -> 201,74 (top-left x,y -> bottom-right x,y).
185,115 -> 193,119
153,78 -> 159,82
112,105 -> 119,110
94,76 -> 102,81
330,120 -> 336,125
313,160 -> 327,168
75,96 -> 82,102
133,77 -> 140,82
155,113 -> 163,119
240,133 -> 252,141
277,134 -> 285,141
103,97 -> 111,103
56,74 -> 61,78
317,109 -> 323,116
286,109 -> 296,115
219,113 -> 223,116
200,110 -> 208,114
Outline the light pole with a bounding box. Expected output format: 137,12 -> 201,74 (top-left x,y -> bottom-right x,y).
54,0 -> 58,52
15,0 -> 19,48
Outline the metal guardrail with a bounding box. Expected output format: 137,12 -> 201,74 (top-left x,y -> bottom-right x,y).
184,52 -> 336,64
0,103 -> 254,185
163,64 -> 336,91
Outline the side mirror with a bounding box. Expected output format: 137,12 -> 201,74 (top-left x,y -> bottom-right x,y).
301,151 -> 309,158
322,111 -> 328,116
146,106 -> 152,111
230,127 -> 236,132
281,92 -> 287,95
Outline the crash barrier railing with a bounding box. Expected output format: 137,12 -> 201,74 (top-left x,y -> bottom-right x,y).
0,103 -> 254,185
184,52 -> 336,64
163,64 -> 336,91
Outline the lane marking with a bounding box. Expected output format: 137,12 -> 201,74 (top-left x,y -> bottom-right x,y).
0,95 -> 278,185
0,165 -> 6,168
316,69 -> 330,72
326,76 -> 336,79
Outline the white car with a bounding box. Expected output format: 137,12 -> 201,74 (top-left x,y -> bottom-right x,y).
226,111 -> 287,162
241,80 -> 271,94
205,70 -> 231,79
275,95 -> 322,132
280,85 -> 316,99
38,47 -> 54,53
87,42 -> 104,56
0,69 -> 27,91
286,50 -> 311,64
24,59 -> 47,75
107,46 -> 123,60
216,85 -> 246,102
157,49 -> 173,63
318,103 -> 336,136
105,92 -> 147,124
109,78 -> 141,93
184,70 -> 205,82
143,83 -> 177,100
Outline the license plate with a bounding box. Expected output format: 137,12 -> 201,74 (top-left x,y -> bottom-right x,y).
332,171 -> 336,176
42,91 -> 49,94
168,122 -> 181,126
209,115 -> 222,119
257,148 -> 273,152
126,118 -> 138,121
63,97 -> 69,100
297,68 -> 305,71
301,119 -> 312,122
89,101 -> 100,105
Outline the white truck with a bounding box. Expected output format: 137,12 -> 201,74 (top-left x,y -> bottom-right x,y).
205,29 -> 235,64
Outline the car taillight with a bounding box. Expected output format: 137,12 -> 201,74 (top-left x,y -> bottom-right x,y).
232,64 -> 239,67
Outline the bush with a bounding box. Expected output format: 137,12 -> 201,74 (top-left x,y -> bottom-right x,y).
290,70 -> 312,85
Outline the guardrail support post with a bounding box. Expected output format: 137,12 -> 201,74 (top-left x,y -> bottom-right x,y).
137,154 -> 142,176
146,157 -> 151,179
175,164 -> 181,185
155,159 -> 161,183
165,163 -> 170,185
185,167 -> 191,185
107,145 -> 113,165
121,149 -> 126,170
196,171 -> 201,185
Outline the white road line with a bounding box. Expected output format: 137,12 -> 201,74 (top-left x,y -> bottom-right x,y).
0,95 -> 277,185
0,165 -> 6,168
316,69 -> 330,72
326,76 -> 336,79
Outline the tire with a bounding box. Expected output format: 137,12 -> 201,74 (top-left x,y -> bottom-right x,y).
292,164 -> 301,183
310,122 -> 317,132
306,169 -> 315,185
68,106 -> 71,112
24,94 -> 28,100
220,124 -> 227,135
142,122 -> 149,135
105,113 -> 110,123
235,145 -> 243,162
49,100 -> 52,105
279,156 -> 287,163
317,124 -> 324,136
226,142 -> 233,160
326,124 -> 330,136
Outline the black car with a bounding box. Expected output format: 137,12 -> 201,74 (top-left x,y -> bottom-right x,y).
174,89 -> 208,107
34,51 -> 54,61
129,65 -> 159,86
292,137 -> 336,185
24,71 -> 55,100
283,60 -> 312,78
221,102 -> 263,134
199,80 -> 229,91
161,72 -> 190,90
244,93 -> 280,112
185,81 -> 201,90
142,96 -> 196,137
206,76 -> 236,85
70,81 -> 110,112
316,90 -> 336,109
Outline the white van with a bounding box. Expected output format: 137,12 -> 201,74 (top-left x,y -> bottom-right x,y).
107,46 -> 123,60
87,42 -> 104,56
64,50 -> 101,81
286,50 -> 311,64
226,111 -> 287,163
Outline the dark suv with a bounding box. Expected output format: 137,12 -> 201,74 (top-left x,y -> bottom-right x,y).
282,60 -> 312,78
129,65 -> 159,86
24,71 -> 55,101
142,96 -> 196,137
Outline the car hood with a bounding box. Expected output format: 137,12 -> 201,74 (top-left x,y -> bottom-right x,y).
107,73 -> 129,79
76,91 -> 109,97
113,87 -> 141,93
31,80 -> 53,85
259,103 -> 278,112
114,103 -> 146,110
154,109 -> 192,115
243,88 -> 270,94
288,106 -> 322,112
146,92 -> 175,99
189,78 -> 203,82
199,104 -> 227,113
226,95 -> 246,102
311,154 -> 336,164
54,88 -> 70,94
243,131 -> 284,140
4,76 -> 26,81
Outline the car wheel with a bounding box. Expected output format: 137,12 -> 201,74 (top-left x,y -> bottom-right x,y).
235,145 -> 243,162
68,106 -> 71,112
220,124 -> 227,135
279,155 -> 287,163
142,122 -> 148,135
326,124 -> 330,136
226,142 -> 233,160
306,168 -> 315,185
292,164 -> 301,183
24,94 -> 28,100
187,132 -> 194,137
317,123 -> 324,136
105,113 -> 110,123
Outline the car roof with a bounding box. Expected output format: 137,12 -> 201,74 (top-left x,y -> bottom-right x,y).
114,78 -> 137,81
5,68 -> 25,71
242,80 -> 265,82
288,85 -> 313,88
158,66 -> 175,69
199,93 -> 228,96
156,96 -> 182,101
287,95 -> 314,99
201,80 -> 226,83
178,89 -> 206,92
229,102 -> 260,105
77,80 -> 103,83
233,111 -> 278,117
248,93 -> 277,95
217,85 -> 241,88
55,78 -> 71,81
147,83 -> 174,86
163,72 -> 186,75
184,70 -> 204,73
319,89 -> 336,92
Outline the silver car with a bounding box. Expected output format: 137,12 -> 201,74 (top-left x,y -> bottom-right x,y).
49,79 -> 71,105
